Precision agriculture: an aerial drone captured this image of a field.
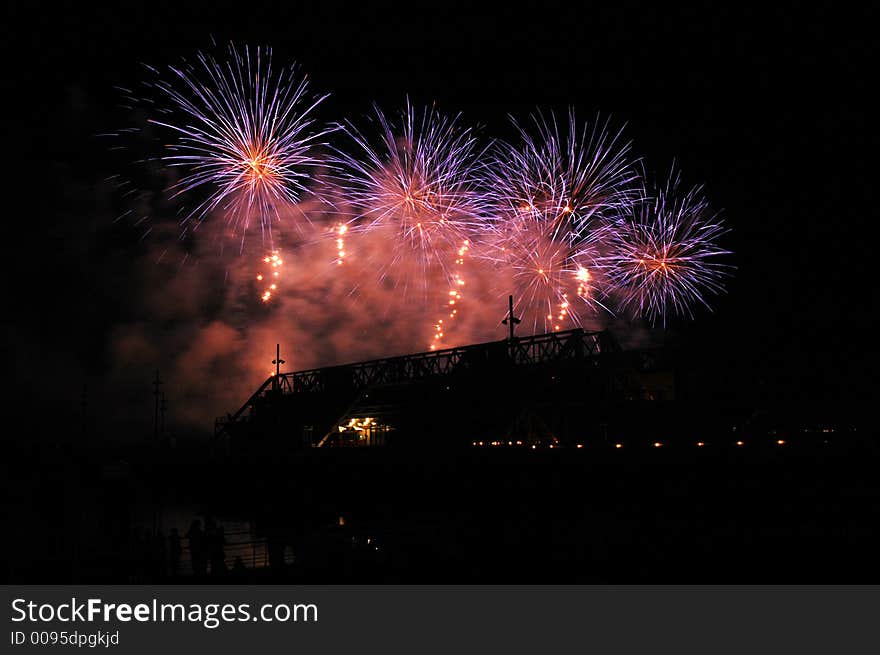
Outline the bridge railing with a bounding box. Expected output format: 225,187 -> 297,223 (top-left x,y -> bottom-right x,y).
508,328 -> 607,365
281,327 -> 610,394
216,328 -> 613,438
177,529 -> 295,575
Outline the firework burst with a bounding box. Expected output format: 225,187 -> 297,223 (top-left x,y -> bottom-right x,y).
333,102 -> 490,347
334,102 -> 488,263
146,44 -> 333,243
115,42 -> 734,350
484,111 -> 638,333
602,172 -> 731,324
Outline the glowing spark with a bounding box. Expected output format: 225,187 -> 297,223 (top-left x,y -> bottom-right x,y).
258,250 -> 283,302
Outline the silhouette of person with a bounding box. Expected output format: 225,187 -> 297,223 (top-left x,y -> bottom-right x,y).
210,525 -> 227,576
186,519 -> 206,577
168,528 -> 182,577
143,528 -> 157,582
153,528 -> 167,580
268,537 -> 285,571
232,555 -> 247,579
130,527 -> 147,582
204,517 -> 216,571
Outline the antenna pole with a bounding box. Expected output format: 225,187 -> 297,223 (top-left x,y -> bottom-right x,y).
152,369 -> 163,443
272,343 -> 286,391
502,294 -> 521,342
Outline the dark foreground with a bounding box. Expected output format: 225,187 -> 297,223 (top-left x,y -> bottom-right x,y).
5,437 -> 880,583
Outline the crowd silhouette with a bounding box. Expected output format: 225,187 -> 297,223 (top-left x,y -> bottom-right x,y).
185,518 -> 228,577
126,517 -> 253,581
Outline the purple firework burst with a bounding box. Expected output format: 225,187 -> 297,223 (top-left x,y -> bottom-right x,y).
603,172 -> 731,324
332,101 -> 490,282
483,110 -> 639,333
146,44 -> 333,243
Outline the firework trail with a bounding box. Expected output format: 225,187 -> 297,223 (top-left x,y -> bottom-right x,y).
256,251 -> 284,302
602,171 -> 731,324
332,101 -> 490,348
331,222 -> 348,265
484,110 -> 639,334
145,44 -> 333,245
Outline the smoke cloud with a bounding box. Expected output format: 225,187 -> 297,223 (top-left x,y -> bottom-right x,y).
100,189 -> 647,435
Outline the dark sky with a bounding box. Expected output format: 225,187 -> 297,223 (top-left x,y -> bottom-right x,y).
3,1 -> 875,438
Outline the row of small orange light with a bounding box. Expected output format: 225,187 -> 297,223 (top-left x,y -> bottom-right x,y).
470,440 -> 565,450
690,439 -> 787,447
470,439 -> 789,449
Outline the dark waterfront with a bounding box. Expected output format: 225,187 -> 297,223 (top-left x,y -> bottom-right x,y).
6,426 -> 878,584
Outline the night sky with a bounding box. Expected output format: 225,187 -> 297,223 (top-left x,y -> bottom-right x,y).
4,2 -> 874,440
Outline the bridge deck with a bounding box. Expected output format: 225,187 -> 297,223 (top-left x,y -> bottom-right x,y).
215,328 -> 616,438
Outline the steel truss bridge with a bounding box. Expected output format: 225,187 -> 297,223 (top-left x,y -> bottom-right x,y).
215,328 -> 620,442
